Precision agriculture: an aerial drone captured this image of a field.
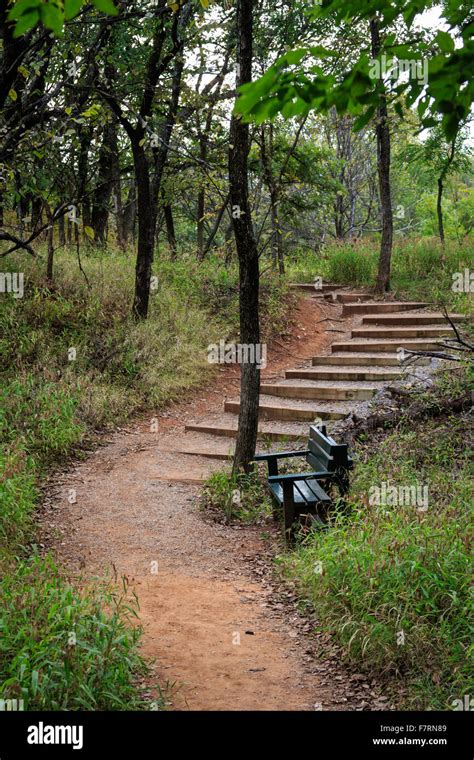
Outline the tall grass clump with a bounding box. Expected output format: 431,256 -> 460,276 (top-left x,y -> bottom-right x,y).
285,235 -> 473,313
0,557 -> 148,710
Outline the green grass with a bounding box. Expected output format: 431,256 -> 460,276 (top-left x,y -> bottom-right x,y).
201,468 -> 273,524
278,367 -> 473,709
0,558 -> 149,711
286,236 -> 474,313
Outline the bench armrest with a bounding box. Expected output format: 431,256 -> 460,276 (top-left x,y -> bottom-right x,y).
253,450 -> 309,462
253,450 -> 309,477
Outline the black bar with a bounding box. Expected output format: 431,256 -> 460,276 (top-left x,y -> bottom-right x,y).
0,710 -> 471,758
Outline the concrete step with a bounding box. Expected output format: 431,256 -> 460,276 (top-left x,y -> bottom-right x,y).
290,282 -> 343,292
165,445 -> 233,461
286,367 -> 403,381
332,338 -> 442,353
171,431 -> 305,461
343,301 -> 429,316
185,420 -> 309,442
362,313 -> 468,326
312,353 -> 402,367
224,397 -> 348,422
351,325 -> 454,339
337,293 -> 370,303
260,382 -> 377,401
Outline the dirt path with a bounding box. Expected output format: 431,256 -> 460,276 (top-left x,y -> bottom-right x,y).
39,294 -> 385,711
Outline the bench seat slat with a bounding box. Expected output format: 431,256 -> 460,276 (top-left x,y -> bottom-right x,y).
270,478 -> 331,507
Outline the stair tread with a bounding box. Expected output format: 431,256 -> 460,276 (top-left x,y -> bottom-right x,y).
287,367 -> 401,375
362,312 -> 466,322
227,395 -> 352,412
262,379 -> 379,390
185,418 -> 310,440
353,325 -> 453,333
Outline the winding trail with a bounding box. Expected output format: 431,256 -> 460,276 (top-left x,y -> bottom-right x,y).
40,287 -> 462,710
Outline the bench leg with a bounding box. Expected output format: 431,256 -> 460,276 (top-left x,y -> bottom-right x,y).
282,481 -> 295,541
335,466 -> 350,496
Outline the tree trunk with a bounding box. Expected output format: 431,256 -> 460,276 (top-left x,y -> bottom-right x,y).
77,127 -> 91,240
122,182 -> 136,247
91,120 -> 117,244
163,197 -> 177,257
132,144 -> 155,320
31,197 -> 42,234
371,18 -> 393,295
58,213 -> 65,246
230,0 -> 260,473
437,177 -> 445,247
196,183 -> 206,259
224,220 -> 233,264
203,193 -> 230,257
44,203 -> 54,283
260,124 -> 284,273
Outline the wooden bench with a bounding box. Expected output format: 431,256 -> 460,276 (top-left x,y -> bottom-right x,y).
253,425 -> 353,538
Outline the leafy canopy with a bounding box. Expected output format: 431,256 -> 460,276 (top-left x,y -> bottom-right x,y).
7,0 -> 212,37
235,0 -> 474,140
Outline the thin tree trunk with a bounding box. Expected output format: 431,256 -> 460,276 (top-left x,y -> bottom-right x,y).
163,197 -> 177,257
91,120 -> 116,244
196,185 -> 206,258
122,182 -> 136,247
203,192 -> 230,258
437,177 -> 445,247
44,202 -> 54,282
371,18 -> 393,295
230,0 -> 260,473
224,220 -> 233,264
58,213 -> 65,246
31,197 -> 42,234
260,124 -> 284,273
132,144 -> 155,320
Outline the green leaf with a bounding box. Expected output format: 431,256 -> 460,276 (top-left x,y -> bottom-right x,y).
40,4 -> 64,35
84,226 -> 95,240
12,9 -> 40,37
8,0 -> 41,22
92,0 -> 118,15
64,0 -> 84,21
8,89 -> 18,102
353,105 -> 376,131
283,49 -> 307,66
435,31 -> 455,54
31,670 -> 39,697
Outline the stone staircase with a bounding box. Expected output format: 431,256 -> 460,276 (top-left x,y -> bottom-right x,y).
179,285 -> 467,468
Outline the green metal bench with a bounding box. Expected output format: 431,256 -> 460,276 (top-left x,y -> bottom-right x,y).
253,425 -> 353,538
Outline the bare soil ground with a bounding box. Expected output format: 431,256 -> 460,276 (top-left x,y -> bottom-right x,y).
39,295 -> 389,711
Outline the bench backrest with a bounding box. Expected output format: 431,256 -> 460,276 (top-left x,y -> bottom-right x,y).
305,425 -> 352,473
